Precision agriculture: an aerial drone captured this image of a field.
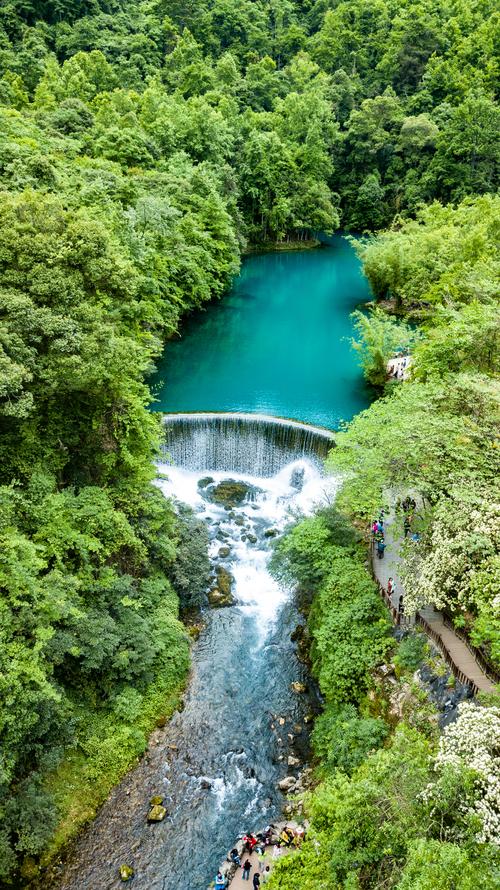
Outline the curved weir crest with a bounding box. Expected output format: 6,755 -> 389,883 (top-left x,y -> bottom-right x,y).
52,415 -> 338,890
162,412 -> 335,476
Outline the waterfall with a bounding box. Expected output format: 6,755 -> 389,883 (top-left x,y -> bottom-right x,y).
161,412 -> 334,475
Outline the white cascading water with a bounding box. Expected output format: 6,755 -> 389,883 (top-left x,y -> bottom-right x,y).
52,423 -> 338,890
158,459 -> 339,640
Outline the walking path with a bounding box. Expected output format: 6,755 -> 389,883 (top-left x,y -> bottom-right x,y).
372,515 -> 496,695
226,846 -> 290,888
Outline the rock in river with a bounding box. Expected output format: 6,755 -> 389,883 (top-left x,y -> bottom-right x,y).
147,804 -> 167,822
119,864 -> 135,882
208,566 -> 235,607
205,479 -> 259,508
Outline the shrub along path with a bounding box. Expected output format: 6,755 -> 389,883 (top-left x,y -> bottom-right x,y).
373,517 -> 496,694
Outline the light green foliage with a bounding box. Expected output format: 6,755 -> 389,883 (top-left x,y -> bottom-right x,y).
396,839 -> 498,890
356,196 -> 500,311
394,632 -> 429,672
414,302 -> 500,379
328,374 -> 499,519
350,306 -> 419,386
309,552 -> 392,703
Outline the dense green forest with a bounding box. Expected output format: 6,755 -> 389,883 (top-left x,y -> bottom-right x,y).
269,506 -> 499,889
0,0 -> 498,883
265,192 -> 499,890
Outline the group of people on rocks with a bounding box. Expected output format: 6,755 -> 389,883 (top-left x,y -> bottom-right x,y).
215,825 -> 304,888
372,513 -> 386,559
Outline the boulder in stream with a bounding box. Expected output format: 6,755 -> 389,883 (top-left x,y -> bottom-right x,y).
208,566 -> 235,607
218,545 -> 231,558
278,776 -> 297,793
206,479 -> 254,507
119,864 -> 135,882
198,476 -> 214,490
291,681 -> 307,694
147,804 -> 167,822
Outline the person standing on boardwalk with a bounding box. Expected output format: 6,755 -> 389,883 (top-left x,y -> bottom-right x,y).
242,859 -> 252,881
253,873 -> 261,889
262,865 -> 271,884
377,537 -> 386,559
403,514 -> 412,538
387,577 -> 395,596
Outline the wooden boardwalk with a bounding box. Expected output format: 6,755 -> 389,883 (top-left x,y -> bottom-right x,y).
372,516 -> 496,695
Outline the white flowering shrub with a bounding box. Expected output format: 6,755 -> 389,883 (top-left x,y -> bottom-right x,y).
430,703 -> 500,845
400,487 -> 500,647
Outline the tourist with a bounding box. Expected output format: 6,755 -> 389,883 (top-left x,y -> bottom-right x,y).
376,538 -> 386,559
244,833 -> 257,853
262,865 -> 271,883
387,577 -> 394,596
242,859 -> 252,881
279,827 -> 294,847
215,871 -> 226,889
403,515 -> 412,538
230,849 -> 241,866
253,873 -> 261,889
398,594 -> 405,616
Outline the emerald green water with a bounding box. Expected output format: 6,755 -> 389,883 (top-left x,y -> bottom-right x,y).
151,236 -> 372,430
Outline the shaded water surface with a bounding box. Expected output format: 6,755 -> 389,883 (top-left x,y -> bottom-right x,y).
151,236 -> 372,429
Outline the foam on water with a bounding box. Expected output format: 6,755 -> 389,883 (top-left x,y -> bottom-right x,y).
157,458 -> 339,640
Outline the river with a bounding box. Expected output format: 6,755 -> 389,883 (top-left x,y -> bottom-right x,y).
152,236 -> 372,429
49,240 -> 370,890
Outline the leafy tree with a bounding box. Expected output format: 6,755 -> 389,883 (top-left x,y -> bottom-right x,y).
350,306 -> 419,385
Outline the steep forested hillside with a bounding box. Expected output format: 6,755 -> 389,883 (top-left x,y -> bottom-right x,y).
0,0 -> 498,883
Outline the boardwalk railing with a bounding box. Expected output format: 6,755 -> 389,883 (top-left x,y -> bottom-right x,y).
415,612 -> 479,695
441,615 -> 500,686
374,578 -> 401,626
372,562 -> 479,693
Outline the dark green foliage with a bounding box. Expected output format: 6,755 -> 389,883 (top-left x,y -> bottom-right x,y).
169,503 -> 211,610
394,633 -> 429,672
312,704 -> 389,776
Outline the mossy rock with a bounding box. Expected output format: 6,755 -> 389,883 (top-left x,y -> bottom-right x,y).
264,528 -> 278,538
208,587 -> 235,607
150,795 -> 163,806
207,480 -> 253,507
215,565 -> 233,596
20,857 -> 39,880
147,804 -> 167,822
218,545 -> 231,558
198,476 -> 214,490
247,533 -> 257,544
120,864 -> 135,881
